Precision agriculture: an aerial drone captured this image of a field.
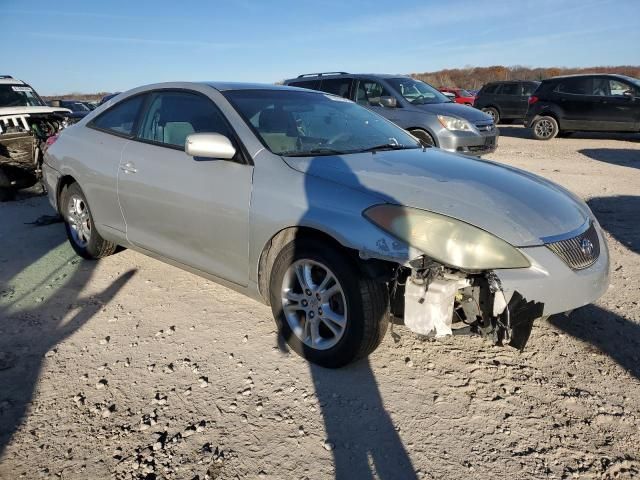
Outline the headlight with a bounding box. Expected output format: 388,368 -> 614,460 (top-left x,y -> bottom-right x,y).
364,205 -> 530,270
437,114 -> 473,131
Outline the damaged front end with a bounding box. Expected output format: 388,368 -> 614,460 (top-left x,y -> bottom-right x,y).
389,257 -> 545,351
0,111 -> 68,200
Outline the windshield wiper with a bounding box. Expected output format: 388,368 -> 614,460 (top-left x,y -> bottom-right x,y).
282,147 -> 347,157
357,143 -> 420,153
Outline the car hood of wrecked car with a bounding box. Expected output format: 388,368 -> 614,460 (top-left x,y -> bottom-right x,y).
0,106 -> 72,116
282,148 -> 591,247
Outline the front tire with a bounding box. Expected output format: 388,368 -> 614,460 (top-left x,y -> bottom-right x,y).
409,129 -> 436,148
481,107 -> 500,124
269,239 -> 389,368
531,115 -> 559,140
60,182 -> 118,259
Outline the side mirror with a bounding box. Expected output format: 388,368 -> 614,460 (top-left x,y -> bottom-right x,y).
380,96 -> 397,108
185,133 -> 236,160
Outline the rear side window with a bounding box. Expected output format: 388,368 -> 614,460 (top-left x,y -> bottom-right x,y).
288,79 -> 321,90
319,78 -> 352,98
92,95 -> 145,136
556,78 -> 592,95
499,83 -> 519,95
137,91 -> 233,149
481,84 -> 499,94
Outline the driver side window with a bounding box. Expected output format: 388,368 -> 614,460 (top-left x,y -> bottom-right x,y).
355,80 -> 391,107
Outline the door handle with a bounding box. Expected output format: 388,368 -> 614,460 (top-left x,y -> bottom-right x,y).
120,162 -> 137,174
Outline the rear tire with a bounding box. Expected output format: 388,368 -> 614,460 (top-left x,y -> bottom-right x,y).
481,107 -> 500,124
531,116 -> 559,140
269,239 -> 389,368
60,182 -> 118,259
408,129 -> 435,148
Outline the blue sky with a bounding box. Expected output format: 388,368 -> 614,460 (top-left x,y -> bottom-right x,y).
2,0 -> 639,95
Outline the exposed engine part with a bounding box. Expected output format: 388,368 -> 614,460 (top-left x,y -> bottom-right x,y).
0,112 -> 67,197
405,274 -> 470,337
396,256 -> 544,350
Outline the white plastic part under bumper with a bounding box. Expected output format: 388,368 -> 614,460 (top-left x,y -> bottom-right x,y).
495,227 -> 610,316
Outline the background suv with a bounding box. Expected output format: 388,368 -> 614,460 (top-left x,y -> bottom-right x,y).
525,73 -> 640,140
474,80 -> 540,124
284,72 -> 497,156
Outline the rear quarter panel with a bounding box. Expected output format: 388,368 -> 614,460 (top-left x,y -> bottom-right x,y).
47,125 -> 128,239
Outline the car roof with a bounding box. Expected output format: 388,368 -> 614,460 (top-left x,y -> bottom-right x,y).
546,73 -> 630,81
0,77 -> 26,85
203,81 -> 312,92
283,73 -> 411,83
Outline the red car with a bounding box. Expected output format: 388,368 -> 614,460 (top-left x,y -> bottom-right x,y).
438,87 -> 476,106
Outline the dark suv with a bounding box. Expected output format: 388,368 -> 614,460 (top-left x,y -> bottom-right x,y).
474,80 -> 540,124
525,74 -> 640,140
283,72 -> 497,156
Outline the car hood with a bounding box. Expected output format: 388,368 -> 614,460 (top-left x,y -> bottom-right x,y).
409,101 -> 491,122
283,148 -> 590,247
0,106 -> 72,116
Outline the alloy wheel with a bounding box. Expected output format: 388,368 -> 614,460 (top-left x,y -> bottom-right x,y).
281,259 -> 347,350
67,194 -> 91,247
535,119 -> 555,139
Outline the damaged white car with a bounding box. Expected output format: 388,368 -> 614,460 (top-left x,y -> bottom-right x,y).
0,75 -> 70,201
43,83 -> 610,367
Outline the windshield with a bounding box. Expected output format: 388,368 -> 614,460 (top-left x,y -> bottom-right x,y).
224,90 -> 420,156
0,84 -> 46,107
387,78 -> 452,105
458,89 -> 473,97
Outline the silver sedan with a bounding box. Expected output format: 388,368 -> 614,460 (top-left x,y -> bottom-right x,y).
43,82 -> 609,367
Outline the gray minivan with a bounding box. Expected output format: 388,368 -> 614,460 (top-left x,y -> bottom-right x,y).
284,72 -> 498,155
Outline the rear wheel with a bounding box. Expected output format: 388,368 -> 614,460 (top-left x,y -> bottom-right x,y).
269,239 -> 389,368
409,129 -> 435,148
531,116 -> 559,140
60,182 -> 118,259
481,107 -> 500,124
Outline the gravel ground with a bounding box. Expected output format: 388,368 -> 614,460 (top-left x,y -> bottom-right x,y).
0,126 -> 639,479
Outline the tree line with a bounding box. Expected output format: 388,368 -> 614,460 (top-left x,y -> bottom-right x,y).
411,65 -> 640,90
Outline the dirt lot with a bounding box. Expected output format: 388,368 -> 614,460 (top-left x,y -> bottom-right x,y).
1,127 -> 639,479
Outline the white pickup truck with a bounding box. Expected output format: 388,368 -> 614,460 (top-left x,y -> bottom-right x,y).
0,75 -> 71,201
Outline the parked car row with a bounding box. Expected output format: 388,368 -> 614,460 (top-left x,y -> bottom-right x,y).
283,72 -> 497,156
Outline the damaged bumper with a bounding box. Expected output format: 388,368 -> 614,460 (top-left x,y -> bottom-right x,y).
397,224 -> 609,350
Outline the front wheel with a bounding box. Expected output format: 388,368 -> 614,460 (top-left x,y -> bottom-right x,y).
269,240 -> 389,368
481,107 -> 500,124
61,182 -> 118,259
409,129 -> 435,148
531,116 -> 559,140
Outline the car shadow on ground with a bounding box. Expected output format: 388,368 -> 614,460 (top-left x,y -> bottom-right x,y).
496,126 -> 531,139
497,126 -> 640,143
549,305 -> 640,381
272,151 -> 417,479
587,195 -> 639,255
579,149 -> 640,169
0,206 -> 135,457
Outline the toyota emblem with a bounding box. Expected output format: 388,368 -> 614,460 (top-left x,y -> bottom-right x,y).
580,238 -> 594,256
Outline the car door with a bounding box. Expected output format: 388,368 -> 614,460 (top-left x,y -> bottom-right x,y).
495,83 -> 520,118
591,77 -> 638,131
353,79 -> 405,126
554,77 -> 596,130
117,89 -> 253,286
